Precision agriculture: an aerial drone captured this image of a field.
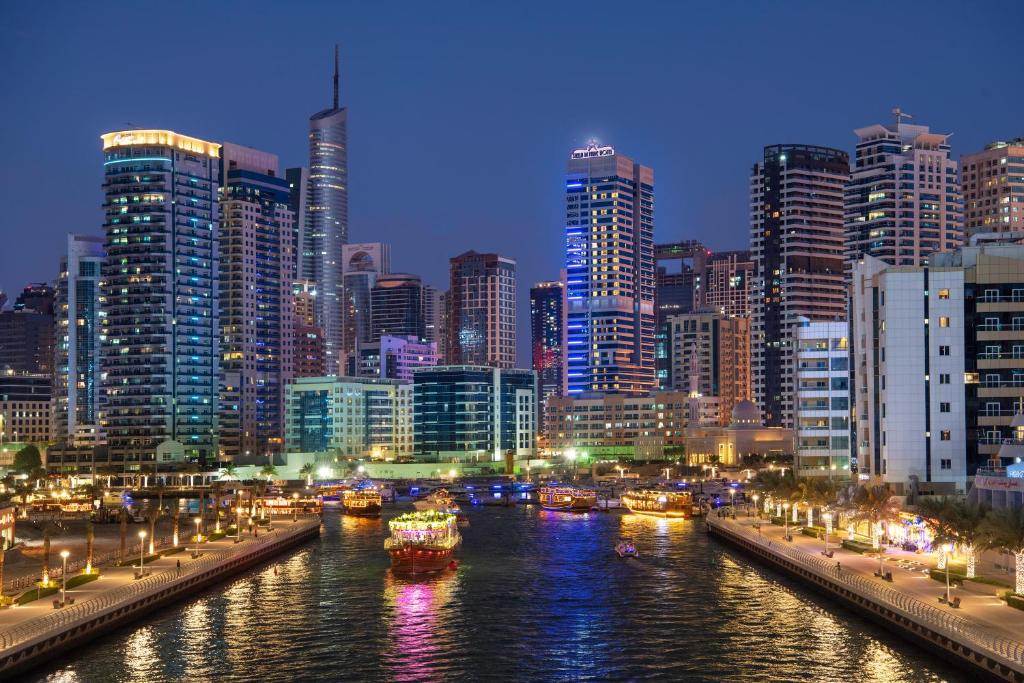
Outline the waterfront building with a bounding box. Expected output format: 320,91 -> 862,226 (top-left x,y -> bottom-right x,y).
750,144 -> 848,427
350,335 -> 438,382
845,115 -> 963,269
667,311 -> 750,426
54,234 -> 105,446
100,129 -> 221,465
544,391 -> 688,459
565,143 -> 655,395
284,376 -> 413,459
293,280 -> 326,378
371,273 -> 424,342
684,400 -> 794,466
342,243 -> 391,357
969,460 -> 1024,510
962,139 -> 1024,239
0,371 -> 52,445
413,366 -> 535,461
530,279 -> 564,433
851,254 -> 966,495
446,251 -> 516,368
794,318 -> 851,478
705,250 -> 753,318
305,48 -> 349,375
0,283 -> 55,375
218,143 -> 296,465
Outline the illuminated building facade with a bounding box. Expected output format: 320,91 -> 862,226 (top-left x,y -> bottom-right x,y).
705,250 -> 753,317
371,273 -> 425,341
565,143 -> 654,395
794,319 -> 851,478
667,312 -> 750,427
0,372 -> 52,445
961,139 -> 1024,238
351,335 -> 439,382
447,251 -> 516,368
530,280 -> 564,432
0,283 -> 55,376
293,280 -> 326,378
100,129 -> 221,465
342,243 -> 391,356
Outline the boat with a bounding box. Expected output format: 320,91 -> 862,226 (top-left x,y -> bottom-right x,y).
385,510 -> 461,575
413,488 -> 460,513
537,485 -> 597,512
615,540 -> 638,558
342,488 -> 382,517
621,489 -> 694,518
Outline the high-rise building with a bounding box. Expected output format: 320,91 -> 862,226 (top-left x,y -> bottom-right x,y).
218,143 -> 296,464
565,143 -> 654,395
530,280 -> 564,427
54,234 -> 105,446
293,280 -> 326,379
851,254 -> 966,495
447,251 -> 516,368
413,366 -> 535,461
306,47 -> 349,375
961,139 -> 1024,238
0,371 -> 52,445
14,284 -> 55,314
371,273 -> 424,342
667,312 -> 750,427
100,129 -> 221,465
751,144 -> 848,427
285,167 -> 309,277
706,250 -> 753,318
0,306 -> 54,375
654,242 -> 708,389
422,285 -> 446,353
342,243 -> 391,357
794,319 -> 851,478
845,115 -> 963,269
350,335 -> 439,382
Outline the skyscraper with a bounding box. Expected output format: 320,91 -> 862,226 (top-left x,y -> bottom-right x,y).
961,139 -> 1024,238
370,273 -> 424,341
54,234 -> 105,446
705,250 -> 753,318
285,166 -> 309,276
447,251 -> 517,368
845,114 -> 963,270
218,143 -> 296,464
306,47 -> 349,375
667,311 -> 750,426
293,279 -> 326,378
530,280 -> 564,425
565,143 -> 654,395
342,242 -> 391,356
751,144 -> 848,427
100,129 -> 221,465
421,285 -> 446,354
654,241 -> 708,389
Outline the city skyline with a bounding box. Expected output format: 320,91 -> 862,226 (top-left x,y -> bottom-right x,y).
5,2 -> 1024,365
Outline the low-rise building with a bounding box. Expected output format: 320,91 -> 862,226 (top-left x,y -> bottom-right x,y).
0,372 -> 51,445
795,319 -> 851,478
349,335 -> 438,382
684,400 -> 794,466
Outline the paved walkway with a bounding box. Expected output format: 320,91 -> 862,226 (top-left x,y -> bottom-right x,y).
724,511 -> 1024,642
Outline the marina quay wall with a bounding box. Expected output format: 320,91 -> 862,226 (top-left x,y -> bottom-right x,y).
706,515 -> 1024,682
0,518 -> 322,679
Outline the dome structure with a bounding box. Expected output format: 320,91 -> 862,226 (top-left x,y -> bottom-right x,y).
730,400 -> 763,428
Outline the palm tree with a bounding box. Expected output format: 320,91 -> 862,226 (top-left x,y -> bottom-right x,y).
221,463 -> 238,480
853,485 -> 901,574
917,496 -> 958,569
13,482 -> 31,518
146,505 -> 161,554
300,463 -> 315,487
951,500 -> 990,579
119,508 -> 128,563
199,490 -> 207,537
979,507 -> 1024,595
260,464 -> 278,482
41,524 -> 53,586
211,482 -> 224,532
85,520 -> 95,573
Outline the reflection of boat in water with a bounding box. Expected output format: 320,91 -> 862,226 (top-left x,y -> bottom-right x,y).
385,511 -> 461,574
413,488 -> 460,513
615,540 -> 638,558
538,486 -> 596,512
621,489 -> 694,518
342,489 -> 382,517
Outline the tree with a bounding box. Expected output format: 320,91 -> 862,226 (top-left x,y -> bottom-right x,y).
12,445 -> 41,475
146,505 -> 161,554
119,508 -> 128,563
300,463 -> 315,487
86,521 -> 95,573
41,524 -> 53,586
211,482 -> 224,532
979,507 -> 1024,595
260,464 -> 278,482
221,463 -> 238,480
172,511 -> 180,547
853,485 -> 901,574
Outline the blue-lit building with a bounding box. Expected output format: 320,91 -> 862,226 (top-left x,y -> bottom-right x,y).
413,365 -> 536,461
564,143 -> 655,395
100,130 -> 221,466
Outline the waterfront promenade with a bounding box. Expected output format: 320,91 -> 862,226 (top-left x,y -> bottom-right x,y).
708,512 -> 1024,680
0,516 -> 321,677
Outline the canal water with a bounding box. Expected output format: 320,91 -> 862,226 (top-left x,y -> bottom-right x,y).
35,506 -> 960,682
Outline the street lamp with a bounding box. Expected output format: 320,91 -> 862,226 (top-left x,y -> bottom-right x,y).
783,503 -> 791,540
194,517 -> 202,544
60,550 -> 69,606
235,498 -> 243,543
292,492 -> 299,522
138,530 -> 147,571
728,488 -> 736,518
751,494 -> 760,518
943,543 -> 953,603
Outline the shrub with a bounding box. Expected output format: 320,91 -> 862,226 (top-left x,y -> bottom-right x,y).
841,539 -> 875,554
16,572 -> 99,605
1004,592 -> 1024,611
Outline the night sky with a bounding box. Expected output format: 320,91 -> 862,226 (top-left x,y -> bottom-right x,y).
3,1 -> 1022,365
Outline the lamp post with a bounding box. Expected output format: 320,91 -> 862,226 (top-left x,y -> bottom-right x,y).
138,530 -> 147,571
194,517 -> 202,544
235,498 -> 243,543
751,494 -> 759,518
728,488 -> 736,518
823,512 -> 832,555
943,543 -> 953,603
292,492 -> 299,522
783,503 -> 790,540
60,550 -> 69,606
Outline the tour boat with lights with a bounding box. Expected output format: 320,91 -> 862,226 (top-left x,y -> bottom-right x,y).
413,488 -> 460,513
537,486 -> 597,512
342,488 -> 382,517
621,489 -> 694,518
385,510 -> 461,574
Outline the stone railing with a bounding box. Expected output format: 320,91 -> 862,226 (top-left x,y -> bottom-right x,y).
709,515 -> 1024,668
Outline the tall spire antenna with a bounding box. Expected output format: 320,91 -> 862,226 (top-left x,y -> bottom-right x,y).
333,44 -> 339,109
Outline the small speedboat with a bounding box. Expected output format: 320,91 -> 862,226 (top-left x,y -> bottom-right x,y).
615,542 -> 638,559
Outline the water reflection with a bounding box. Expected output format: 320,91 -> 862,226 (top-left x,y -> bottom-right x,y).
382,570 -> 459,682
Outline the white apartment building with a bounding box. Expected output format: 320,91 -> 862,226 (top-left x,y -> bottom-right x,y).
794,319 -> 851,478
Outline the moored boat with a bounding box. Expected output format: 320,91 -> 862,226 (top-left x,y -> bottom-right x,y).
342,488 -> 382,517
385,510 -> 461,574
538,485 -> 596,512
413,488 -> 460,513
621,489 -> 693,518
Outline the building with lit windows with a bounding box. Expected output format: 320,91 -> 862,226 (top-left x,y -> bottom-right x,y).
218,143 -> 296,465
706,250 -> 753,318
667,311 -> 750,426
750,144 -> 848,428
54,234 -> 105,446
293,280 -> 326,378
342,242 -> 391,357
654,241 -> 707,389
565,143 -> 655,395
845,116 -> 963,270
350,335 -> 438,382
371,273 -> 424,342
284,376 -> 412,459
962,139 -> 1024,238
794,319 -> 851,478
530,279 -> 564,430
100,129 -> 221,465
0,372 -> 52,445
0,283 -> 55,376
422,285 -> 446,358
447,251 -> 516,368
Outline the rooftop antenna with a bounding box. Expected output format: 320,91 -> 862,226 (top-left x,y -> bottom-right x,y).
892,107 -> 913,126
333,44 -> 339,109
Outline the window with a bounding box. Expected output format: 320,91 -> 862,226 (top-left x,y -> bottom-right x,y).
940,458 -> 952,469
940,402 -> 950,413
940,431 -> 951,441
938,288 -> 950,299
939,317 -> 950,328
939,345 -> 950,356
939,373 -> 950,384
